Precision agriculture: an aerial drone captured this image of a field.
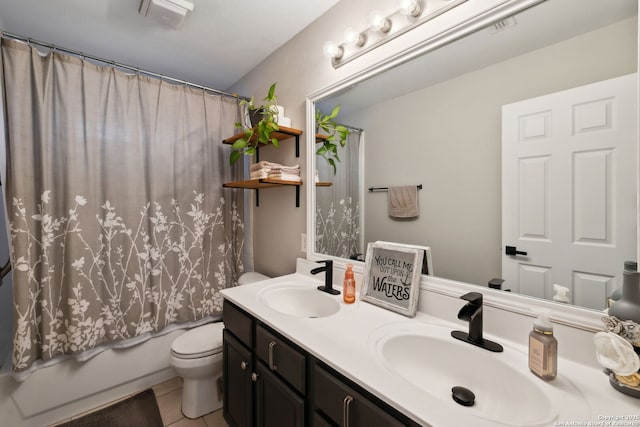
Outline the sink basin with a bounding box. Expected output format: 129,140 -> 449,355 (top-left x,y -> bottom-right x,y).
370,322 -> 561,426
258,284 -> 340,318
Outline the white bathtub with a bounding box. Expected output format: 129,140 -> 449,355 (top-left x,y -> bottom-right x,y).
0,328 -> 184,427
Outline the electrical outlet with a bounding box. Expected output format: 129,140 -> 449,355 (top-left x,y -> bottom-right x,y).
301,233 -> 307,253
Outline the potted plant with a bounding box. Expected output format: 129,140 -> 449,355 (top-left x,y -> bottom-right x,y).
315,105 -> 350,174
229,83 -> 280,165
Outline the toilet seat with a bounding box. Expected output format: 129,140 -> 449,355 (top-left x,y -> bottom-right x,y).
171,322 -> 224,359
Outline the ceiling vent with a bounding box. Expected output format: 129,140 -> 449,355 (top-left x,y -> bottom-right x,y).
139,0 -> 195,29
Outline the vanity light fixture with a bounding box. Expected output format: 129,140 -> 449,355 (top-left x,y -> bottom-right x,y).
369,10 -> 392,34
322,41 -> 343,60
399,0 -> 422,17
344,27 -> 366,47
323,0 -> 468,69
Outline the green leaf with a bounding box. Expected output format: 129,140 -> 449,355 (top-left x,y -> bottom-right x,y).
328,158 -> 337,174
232,138 -> 247,149
272,138 -> 280,148
245,147 -> 256,155
316,145 -> 328,155
266,82 -> 277,101
230,150 -> 241,165
329,105 -> 340,118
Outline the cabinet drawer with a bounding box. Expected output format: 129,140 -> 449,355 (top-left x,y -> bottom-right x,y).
223,300 -> 253,348
314,365 -> 407,427
256,324 -> 306,394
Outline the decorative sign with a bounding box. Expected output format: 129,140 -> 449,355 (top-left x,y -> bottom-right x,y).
361,241 -> 425,317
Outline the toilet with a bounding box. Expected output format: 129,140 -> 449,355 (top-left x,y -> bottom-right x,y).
170,272 -> 269,418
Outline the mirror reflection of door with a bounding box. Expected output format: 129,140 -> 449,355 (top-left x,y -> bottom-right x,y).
315,128 -> 364,259
502,74 -> 637,309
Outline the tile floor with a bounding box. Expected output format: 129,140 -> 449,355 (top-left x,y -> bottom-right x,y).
152,377 -> 229,427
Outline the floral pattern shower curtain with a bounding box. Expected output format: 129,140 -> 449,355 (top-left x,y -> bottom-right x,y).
315,129 -> 362,258
1,39 -> 245,374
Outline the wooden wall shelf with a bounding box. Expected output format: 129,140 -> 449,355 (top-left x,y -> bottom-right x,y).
223,179 -> 302,207
223,126 -> 303,158
222,127 -> 303,207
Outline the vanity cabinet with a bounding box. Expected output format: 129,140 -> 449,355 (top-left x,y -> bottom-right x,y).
223,330 -> 253,427
223,300 -> 306,427
223,300 -> 419,427
313,364 -> 408,427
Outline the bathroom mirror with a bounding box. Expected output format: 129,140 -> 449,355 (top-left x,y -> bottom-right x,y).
309,0 -> 638,312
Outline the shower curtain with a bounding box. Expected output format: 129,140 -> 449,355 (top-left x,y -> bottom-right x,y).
1,39 -> 246,374
315,128 -> 362,258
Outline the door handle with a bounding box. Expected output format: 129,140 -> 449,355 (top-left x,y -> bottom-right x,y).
505,246 -> 527,256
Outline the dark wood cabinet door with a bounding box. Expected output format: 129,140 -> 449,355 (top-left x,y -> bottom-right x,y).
223,330 -> 253,427
314,365 -> 407,427
256,362 -> 305,427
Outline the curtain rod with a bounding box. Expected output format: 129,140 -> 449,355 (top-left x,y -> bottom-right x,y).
0,31 -> 249,102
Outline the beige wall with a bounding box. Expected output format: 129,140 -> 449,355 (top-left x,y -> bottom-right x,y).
344,17 -> 637,286
228,0 -> 392,277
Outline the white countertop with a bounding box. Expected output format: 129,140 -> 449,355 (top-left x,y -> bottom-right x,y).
221,273 -> 640,427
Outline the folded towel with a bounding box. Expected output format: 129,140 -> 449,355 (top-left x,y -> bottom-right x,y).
250,170 -> 269,180
388,185 -> 419,218
268,172 -> 301,181
250,161 -> 282,172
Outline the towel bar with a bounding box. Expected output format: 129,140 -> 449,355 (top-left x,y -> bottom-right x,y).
368,184 -> 422,192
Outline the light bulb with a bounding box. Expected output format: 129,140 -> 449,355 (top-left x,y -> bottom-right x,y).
344,27 -> 365,47
322,41 -> 343,60
368,10 -> 391,33
399,0 -> 421,17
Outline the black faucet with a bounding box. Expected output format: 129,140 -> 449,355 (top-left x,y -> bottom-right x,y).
311,260 -> 340,295
451,292 -> 503,352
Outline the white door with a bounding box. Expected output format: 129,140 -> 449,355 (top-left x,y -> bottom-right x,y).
502,74 -> 637,309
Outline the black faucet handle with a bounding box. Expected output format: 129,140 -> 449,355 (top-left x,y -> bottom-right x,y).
311,259 -> 333,274
460,292 -> 483,305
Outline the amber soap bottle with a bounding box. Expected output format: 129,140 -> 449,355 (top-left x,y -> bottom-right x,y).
343,264 -> 356,304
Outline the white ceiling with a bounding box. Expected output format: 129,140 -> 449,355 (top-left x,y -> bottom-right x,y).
0,0 -> 340,91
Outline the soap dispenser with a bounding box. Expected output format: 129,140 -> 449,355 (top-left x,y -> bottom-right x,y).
608,261 -> 637,308
529,309 -> 557,381
608,263 -> 640,323
343,264 -> 356,304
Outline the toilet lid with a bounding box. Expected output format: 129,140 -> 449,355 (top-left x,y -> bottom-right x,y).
171,322 -> 224,358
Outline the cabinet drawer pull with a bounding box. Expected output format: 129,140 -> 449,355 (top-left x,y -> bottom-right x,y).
240,361 -> 248,370
268,341 -> 278,371
251,372 -> 259,382
343,395 -> 354,427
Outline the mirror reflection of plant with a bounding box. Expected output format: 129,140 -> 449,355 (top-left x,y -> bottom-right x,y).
230,83 -> 280,166
316,105 -> 350,174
